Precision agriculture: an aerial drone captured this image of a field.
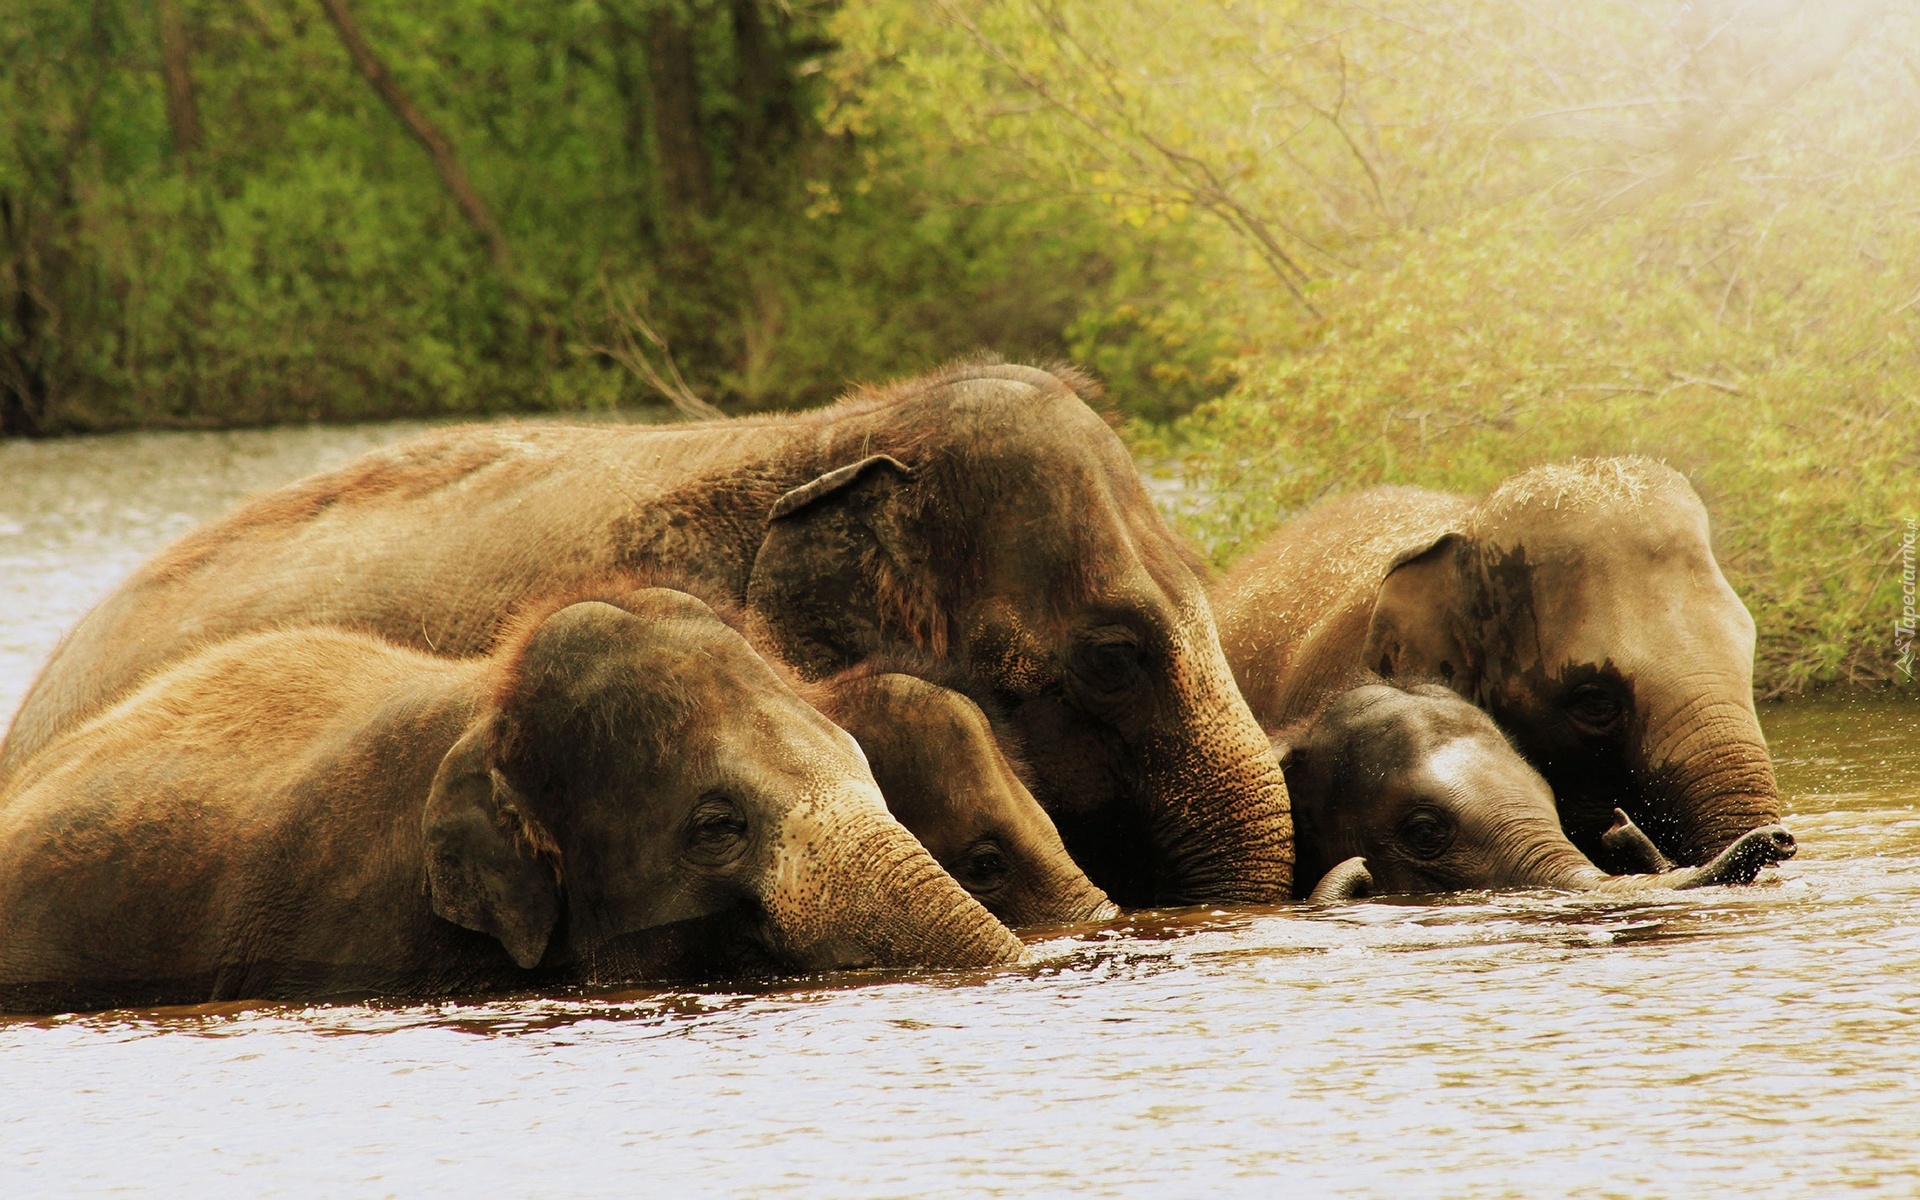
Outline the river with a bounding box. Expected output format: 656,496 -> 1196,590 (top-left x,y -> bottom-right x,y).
1,422 -> 1915,1197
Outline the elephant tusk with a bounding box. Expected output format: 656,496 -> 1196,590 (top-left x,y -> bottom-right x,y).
1306,857 -> 1374,904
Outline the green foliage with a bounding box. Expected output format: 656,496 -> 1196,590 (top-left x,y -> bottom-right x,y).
832,0 -> 1919,694
1168,202 -> 1920,696
0,0 -> 1116,431
5,0 -> 1916,693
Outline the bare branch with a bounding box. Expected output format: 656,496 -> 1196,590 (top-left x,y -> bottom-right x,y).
593,284 -> 725,421
1582,1 -> 1888,224
933,0 -> 1321,313
1666,369 -> 1744,394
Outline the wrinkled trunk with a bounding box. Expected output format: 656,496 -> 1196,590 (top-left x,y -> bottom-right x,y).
763,805 -> 1026,971
1146,742 -> 1294,906
1001,857 -> 1118,929
1306,857 -> 1373,904
1529,824 -> 1795,893
1639,695 -> 1782,865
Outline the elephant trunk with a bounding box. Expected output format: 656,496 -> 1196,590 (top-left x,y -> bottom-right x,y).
1526,824 -> 1795,893
1306,857 -> 1374,904
764,801 -> 1027,971
1002,858 -> 1119,928
1640,695 -> 1782,866
1148,745 -> 1294,906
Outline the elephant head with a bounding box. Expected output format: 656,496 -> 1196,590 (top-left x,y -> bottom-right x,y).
1361,458 -> 1780,868
811,669 -> 1119,928
423,591 -> 1026,979
1279,682 -> 1794,901
743,364 -> 1291,906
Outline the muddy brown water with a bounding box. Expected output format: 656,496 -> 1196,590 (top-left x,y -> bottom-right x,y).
1,424 -> 1916,1197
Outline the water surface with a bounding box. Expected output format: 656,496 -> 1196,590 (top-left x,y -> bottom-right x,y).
1,425 -> 1916,1197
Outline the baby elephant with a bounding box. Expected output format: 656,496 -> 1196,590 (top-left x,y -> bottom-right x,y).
0,589 -> 1024,1013
813,671 -> 1118,928
1279,682 -> 1796,902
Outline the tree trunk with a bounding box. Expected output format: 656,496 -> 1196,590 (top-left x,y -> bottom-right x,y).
155,0 -> 202,173
647,7 -> 709,215
726,0 -> 782,196
0,23 -> 106,439
315,0 -> 512,270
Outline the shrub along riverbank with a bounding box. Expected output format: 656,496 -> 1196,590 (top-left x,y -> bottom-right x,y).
834,0 -> 1919,697
0,0 -> 1128,431
5,1 -> 1915,695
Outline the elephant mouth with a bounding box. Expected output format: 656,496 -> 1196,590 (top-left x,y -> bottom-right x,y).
572,906 -> 789,985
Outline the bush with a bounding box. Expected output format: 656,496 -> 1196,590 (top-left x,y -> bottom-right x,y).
831,0 -> 1920,694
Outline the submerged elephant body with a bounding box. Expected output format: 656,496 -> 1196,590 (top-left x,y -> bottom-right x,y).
812,669 -> 1117,928
1216,458 -> 1780,869
0,589 -> 1023,1014
1284,682 -> 1794,901
1,362 -> 1289,906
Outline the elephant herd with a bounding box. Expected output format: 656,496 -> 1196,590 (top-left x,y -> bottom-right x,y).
0,361 -> 1794,1014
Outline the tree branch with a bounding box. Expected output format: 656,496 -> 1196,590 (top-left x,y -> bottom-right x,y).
593,284 -> 725,421
315,0 -> 512,270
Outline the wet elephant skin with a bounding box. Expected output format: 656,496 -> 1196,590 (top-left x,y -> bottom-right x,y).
1,360 -> 1291,906
810,668 -> 1118,928
1214,458 -> 1780,868
0,588 -> 1022,1014
1280,682 -> 1794,901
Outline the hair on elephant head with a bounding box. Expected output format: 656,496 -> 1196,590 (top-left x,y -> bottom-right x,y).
805,657 -> 1118,929
1277,680 -> 1794,902
1340,458 -> 1780,868
741,360 -> 1291,907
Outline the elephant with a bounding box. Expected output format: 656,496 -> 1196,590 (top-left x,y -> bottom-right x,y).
811,667 -> 1119,928
0,588 -> 1025,1014
1282,681 -> 1796,903
0,360 -> 1290,906
1213,457 -> 1780,871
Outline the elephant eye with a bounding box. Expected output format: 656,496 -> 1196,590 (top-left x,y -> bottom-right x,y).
1397,806 -> 1456,860
1072,631 -> 1146,696
684,795 -> 750,867
1566,683 -> 1624,731
955,837 -> 1013,895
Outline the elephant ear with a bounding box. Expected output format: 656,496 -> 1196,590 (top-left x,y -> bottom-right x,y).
1362,533 -> 1478,693
746,453 -> 942,678
422,719 -> 560,969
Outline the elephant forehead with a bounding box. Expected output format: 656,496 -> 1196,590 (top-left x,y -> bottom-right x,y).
1474,486 -> 1715,598
1482,537 -> 1746,677
734,709 -> 872,786
958,444 -> 1205,615
1421,734 -> 1539,799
